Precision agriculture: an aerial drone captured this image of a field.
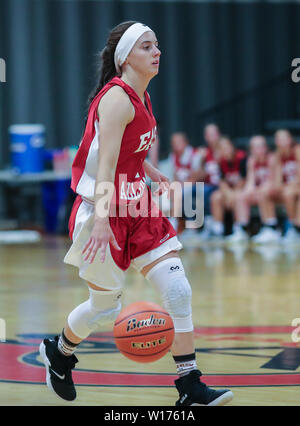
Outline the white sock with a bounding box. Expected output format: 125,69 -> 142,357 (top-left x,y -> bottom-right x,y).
57,330 -> 78,357
263,218 -> 277,228
204,215 -> 213,230
234,222 -> 247,232
173,353 -> 198,377
211,220 -> 224,236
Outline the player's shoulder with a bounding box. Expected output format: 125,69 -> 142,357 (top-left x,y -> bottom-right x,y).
98,85 -> 135,120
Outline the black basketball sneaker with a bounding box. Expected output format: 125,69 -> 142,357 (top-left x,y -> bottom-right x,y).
175,370 -> 233,406
39,336 -> 78,401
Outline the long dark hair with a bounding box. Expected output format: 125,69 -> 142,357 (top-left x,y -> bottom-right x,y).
87,21 -> 137,107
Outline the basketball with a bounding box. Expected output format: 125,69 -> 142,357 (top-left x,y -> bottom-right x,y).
113,301 -> 175,363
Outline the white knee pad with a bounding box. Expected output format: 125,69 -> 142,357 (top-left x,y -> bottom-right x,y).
145,258 -> 193,333
67,286 -> 123,340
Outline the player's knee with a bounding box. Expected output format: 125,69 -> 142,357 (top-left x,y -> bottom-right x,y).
67,286 -> 123,340
282,189 -> 295,201
163,275 -> 192,318
211,190 -> 222,204
145,257 -> 193,333
239,190 -> 251,202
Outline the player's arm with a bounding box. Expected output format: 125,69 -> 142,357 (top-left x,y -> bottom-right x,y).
267,153 -> 281,189
94,87 -> 134,215
186,148 -> 204,183
192,147 -> 207,181
243,157 -> 256,190
217,164 -> 231,193
147,136 -> 159,168
82,86 -> 134,263
143,159 -> 170,197
294,145 -> 300,184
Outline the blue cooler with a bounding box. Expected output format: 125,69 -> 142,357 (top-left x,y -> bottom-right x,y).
9,124 -> 45,173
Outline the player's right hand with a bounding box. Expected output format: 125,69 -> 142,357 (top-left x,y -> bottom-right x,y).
82,218 -> 121,264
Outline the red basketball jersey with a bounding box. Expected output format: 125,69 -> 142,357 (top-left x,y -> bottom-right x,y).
203,147 -> 220,185
219,150 -> 246,187
171,145 -> 201,182
71,76 -> 157,207
280,150 -> 298,183
68,77 -> 178,270
252,157 -> 270,186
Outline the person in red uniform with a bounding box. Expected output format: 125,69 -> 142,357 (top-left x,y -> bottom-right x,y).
226,135 -> 277,243
266,129 -> 300,244
39,21 -> 233,406
168,132 -> 202,240
198,123 -> 222,239
210,137 -> 246,238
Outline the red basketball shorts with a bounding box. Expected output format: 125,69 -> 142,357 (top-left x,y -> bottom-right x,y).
64,194 -> 182,290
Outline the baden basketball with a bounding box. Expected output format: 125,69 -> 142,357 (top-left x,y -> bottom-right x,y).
113,301 -> 175,363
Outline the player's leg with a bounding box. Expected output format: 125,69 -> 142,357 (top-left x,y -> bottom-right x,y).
199,184 -> 218,239
39,197 -> 127,401
292,192 -> 300,234
39,281 -> 123,401
210,189 -> 225,237
140,252 -> 233,406
226,189 -> 251,242
251,187 -> 280,243
281,185 -> 300,243
178,183 -> 201,247
282,184 -> 297,222
258,187 -> 278,224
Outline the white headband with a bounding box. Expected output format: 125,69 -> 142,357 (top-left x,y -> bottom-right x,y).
114,23 -> 153,73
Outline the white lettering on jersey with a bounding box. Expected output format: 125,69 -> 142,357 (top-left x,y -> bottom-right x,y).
120,177 -> 147,201
205,161 -> 220,185
255,167 -> 269,186
134,126 -> 157,153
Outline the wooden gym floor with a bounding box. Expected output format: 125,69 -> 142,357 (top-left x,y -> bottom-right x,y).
0,236 -> 299,406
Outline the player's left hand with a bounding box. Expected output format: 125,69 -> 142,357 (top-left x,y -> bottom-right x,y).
153,174 -> 170,198
144,161 -> 170,198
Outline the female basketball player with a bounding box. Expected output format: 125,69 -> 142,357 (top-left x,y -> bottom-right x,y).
267,129 -> 300,244
39,21 -> 233,406
226,135 -> 278,243
198,123 -> 222,240
210,137 -> 246,238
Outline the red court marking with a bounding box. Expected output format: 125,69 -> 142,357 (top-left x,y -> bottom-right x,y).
20,325 -> 294,344
206,336 -> 283,343
193,326 -> 294,336
281,342 -> 300,347
1,343 -> 300,387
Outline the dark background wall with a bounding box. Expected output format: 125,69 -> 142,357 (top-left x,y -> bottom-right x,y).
0,0 -> 300,165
